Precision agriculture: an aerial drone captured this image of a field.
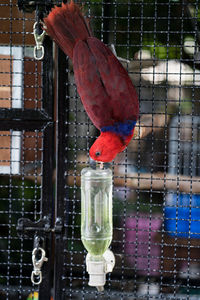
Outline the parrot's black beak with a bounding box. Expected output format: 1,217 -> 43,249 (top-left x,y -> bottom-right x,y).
89,157 -> 111,169
89,157 -> 97,169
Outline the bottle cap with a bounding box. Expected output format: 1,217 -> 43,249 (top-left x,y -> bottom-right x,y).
86,250 -> 115,291
86,258 -> 106,289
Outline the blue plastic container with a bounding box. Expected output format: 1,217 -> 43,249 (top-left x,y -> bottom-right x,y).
164,194 -> 200,238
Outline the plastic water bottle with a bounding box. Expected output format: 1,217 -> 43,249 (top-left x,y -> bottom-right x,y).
81,167 -> 113,257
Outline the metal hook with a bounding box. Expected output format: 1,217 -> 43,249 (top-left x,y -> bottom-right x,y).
33,22 -> 46,60
31,247 -> 48,285
31,270 -> 42,285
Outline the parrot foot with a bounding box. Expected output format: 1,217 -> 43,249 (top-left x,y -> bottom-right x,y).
110,44 -> 130,63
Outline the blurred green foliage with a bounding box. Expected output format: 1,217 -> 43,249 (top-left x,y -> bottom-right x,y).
143,39 -> 181,59
88,0 -> 200,59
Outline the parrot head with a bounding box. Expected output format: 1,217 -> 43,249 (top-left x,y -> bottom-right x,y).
89,131 -> 133,162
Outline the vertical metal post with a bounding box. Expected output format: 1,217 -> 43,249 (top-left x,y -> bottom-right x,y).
38,124 -> 54,300
42,37 -> 54,117
37,37 -> 54,300
53,48 -> 69,300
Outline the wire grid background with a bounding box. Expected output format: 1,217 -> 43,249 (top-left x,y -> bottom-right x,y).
1,0 -> 200,299
0,131 -> 43,298
0,1 -> 49,299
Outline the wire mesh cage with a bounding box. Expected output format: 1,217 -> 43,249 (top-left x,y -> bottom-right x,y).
0,1 -> 54,299
1,0 -> 200,299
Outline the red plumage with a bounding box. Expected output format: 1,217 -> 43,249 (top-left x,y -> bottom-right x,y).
44,1 -> 92,59
73,37 -> 138,129
44,1 -> 139,162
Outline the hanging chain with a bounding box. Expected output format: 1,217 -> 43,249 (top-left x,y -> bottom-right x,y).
31,246 -> 48,285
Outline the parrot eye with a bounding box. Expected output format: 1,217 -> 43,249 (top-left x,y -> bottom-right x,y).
95,151 -> 101,157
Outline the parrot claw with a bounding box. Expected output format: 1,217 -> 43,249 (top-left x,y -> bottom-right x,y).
110,44 -> 130,63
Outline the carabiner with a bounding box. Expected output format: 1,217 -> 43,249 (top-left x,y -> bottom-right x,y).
31,247 -> 48,285
33,22 -> 46,60
32,247 -> 48,270
31,270 -> 42,285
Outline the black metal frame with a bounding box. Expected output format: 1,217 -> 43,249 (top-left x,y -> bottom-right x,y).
13,33 -> 69,300
11,37 -> 55,300
53,48 -> 69,300
17,0 -> 53,14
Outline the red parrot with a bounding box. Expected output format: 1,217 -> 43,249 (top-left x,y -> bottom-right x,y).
44,1 -> 139,162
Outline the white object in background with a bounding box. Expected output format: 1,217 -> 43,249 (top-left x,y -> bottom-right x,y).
137,283 -> 160,296
86,249 -> 115,292
135,49 -> 152,60
0,46 -> 22,174
184,36 -> 196,57
0,46 -> 23,108
179,262 -> 200,280
10,131 -> 21,174
141,59 -> 200,86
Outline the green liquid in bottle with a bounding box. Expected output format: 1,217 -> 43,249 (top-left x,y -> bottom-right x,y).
81,167 -> 113,257
82,237 -> 112,256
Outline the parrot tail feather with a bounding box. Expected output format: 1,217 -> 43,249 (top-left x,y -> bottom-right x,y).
44,0 -> 92,59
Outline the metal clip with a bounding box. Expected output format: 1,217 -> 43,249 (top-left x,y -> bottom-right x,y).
33,22 -> 46,60
31,247 -> 48,285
